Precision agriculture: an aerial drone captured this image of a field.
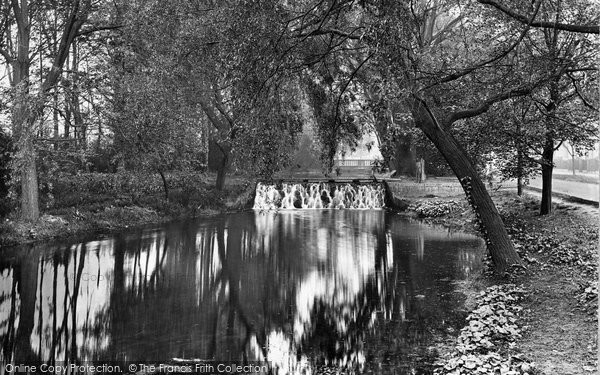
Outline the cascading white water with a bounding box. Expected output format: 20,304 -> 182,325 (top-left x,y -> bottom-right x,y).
253,182 -> 386,209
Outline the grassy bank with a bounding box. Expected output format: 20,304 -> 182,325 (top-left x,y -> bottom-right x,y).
0,172 -> 253,248
405,191 -> 598,374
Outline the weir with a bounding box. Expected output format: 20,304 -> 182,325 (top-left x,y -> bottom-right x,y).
253,180 -> 387,209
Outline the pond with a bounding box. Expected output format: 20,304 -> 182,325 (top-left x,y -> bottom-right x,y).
0,210 -> 483,374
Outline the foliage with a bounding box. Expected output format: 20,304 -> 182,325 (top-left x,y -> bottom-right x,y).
230,82 -> 304,177
577,280 -> 598,316
45,172 -> 209,208
408,200 -> 462,217
502,208 -> 597,270
109,0 -> 307,183
434,284 -> 534,375
108,1 -> 209,176
305,75 -> 362,173
116,73 -> 207,173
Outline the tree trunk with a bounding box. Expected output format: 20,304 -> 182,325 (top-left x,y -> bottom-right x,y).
70,40 -> 86,148
216,150 -> 229,191
158,169 -> 169,200
7,0 -> 89,221
538,29 -> 560,214
20,138 -> 40,221
540,134 -> 554,215
540,75 -> 559,215
411,99 -> 522,274
13,82 -> 40,221
516,122 -> 523,196
392,134 -> 417,176
53,91 -> 60,150
13,93 -> 40,222
10,0 -> 40,221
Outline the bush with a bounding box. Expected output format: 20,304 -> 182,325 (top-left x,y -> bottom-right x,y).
409,200 -> 462,217
434,285 -> 533,375
45,171 -> 211,209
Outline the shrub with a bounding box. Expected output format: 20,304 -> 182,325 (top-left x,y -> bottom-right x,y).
409,200 -> 462,218
45,171 -> 211,209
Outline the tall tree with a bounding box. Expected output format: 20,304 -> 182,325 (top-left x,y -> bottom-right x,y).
343,0 -> 594,270
111,0 -> 307,189
0,0 -> 104,220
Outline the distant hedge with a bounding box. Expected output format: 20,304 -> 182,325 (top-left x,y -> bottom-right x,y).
45,171 -> 211,208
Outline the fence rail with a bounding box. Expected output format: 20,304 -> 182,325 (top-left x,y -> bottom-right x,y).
385,181 -> 464,197
334,159 -> 375,167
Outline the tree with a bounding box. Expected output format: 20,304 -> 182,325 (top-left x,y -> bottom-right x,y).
110,0 -> 312,189
458,99 -> 541,196
184,0 -> 595,272
208,0 -> 526,273
563,143 -> 577,175
116,72 -> 207,200
505,0 -> 599,214
0,0 -> 114,220
354,0 -> 597,268
339,0 -> 530,272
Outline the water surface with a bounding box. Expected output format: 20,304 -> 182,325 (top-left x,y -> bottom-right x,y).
0,210 -> 483,373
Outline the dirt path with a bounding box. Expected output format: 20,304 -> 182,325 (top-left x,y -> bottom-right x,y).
520,270 -> 597,374
414,191 -> 599,374
508,200 -> 598,374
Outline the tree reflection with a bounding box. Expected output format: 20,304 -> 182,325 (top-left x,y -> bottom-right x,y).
0,211 -> 482,374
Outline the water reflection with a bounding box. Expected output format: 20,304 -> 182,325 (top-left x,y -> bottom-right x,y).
0,211 -> 483,374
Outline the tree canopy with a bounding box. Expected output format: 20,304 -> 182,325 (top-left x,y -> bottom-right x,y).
0,0 -> 597,273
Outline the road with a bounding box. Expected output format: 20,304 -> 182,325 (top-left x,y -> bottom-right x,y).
527,175 -> 599,203
552,168 -> 599,179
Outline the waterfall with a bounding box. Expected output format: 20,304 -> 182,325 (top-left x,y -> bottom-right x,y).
253,182 -> 386,209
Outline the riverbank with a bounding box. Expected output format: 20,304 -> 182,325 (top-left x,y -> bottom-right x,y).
406,191 -> 598,374
0,172 -> 253,248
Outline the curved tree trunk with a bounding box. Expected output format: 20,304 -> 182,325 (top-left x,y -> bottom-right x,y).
411,100 -> 522,274
157,169 -> 169,201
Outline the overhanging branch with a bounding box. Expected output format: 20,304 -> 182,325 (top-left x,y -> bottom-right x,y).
567,72 -> 598,111
294,27 -> 363,40
478,0 -> 600,34
423,0 -> 542,91
77,24 -> 123,36
447,83 -> 539,124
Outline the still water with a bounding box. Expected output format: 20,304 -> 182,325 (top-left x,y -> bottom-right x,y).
0,210 -> 483,374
